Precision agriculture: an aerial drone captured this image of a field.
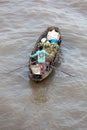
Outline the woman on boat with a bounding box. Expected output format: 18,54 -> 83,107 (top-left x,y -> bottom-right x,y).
30,46 -> 53,74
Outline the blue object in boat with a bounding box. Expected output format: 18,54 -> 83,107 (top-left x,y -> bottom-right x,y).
49,39 -> 58,44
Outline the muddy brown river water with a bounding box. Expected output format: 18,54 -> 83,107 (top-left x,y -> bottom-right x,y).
0,0 -> 87,130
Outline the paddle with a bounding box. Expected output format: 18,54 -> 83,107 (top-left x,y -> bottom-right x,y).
0,62 -> 75,77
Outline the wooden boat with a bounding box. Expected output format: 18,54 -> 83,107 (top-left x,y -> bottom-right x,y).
29,26 -> 62,81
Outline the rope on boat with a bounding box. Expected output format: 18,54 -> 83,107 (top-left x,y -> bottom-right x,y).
0,61 -> 75,77
60,70 -> 75,77
0,60 -> 37,75
51,65 -> 75,77
0,62 -> 29,75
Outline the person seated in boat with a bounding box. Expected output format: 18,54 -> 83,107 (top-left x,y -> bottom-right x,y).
41,29 -> 60,45
30,46 -> 53,74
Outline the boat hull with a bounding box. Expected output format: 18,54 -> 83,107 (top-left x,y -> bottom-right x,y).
29,26 -> 62,81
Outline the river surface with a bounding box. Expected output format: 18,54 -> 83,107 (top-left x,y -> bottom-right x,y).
0,0 -> 87,130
